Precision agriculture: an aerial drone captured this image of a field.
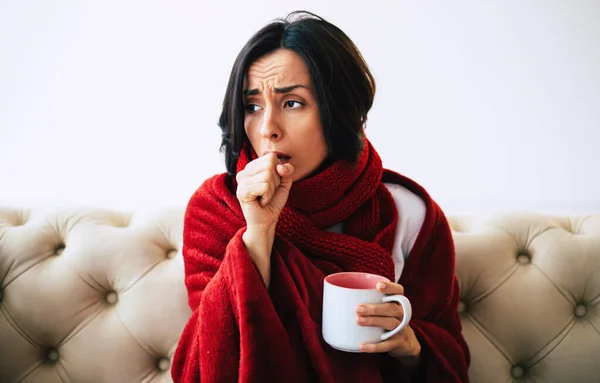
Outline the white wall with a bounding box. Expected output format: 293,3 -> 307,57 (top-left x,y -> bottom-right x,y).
1,1 -> 599,214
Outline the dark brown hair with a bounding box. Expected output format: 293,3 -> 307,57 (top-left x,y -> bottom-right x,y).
218,11 -> 376,175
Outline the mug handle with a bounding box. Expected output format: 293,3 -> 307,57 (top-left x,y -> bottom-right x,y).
380,295 -> 412,341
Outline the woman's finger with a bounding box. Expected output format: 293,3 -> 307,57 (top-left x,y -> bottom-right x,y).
356,315 -> 400,331
236,182 -> 272,204
375,281 -> 404,295
358,331 -> 408,354
237,153 -> 280,181
249,170 -> 279,205
356,302 -> 404,318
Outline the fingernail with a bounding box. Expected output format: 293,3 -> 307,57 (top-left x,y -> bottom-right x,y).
359,344 -> 368,351
357,316 -> 366,323
377,282 -> 386,290
356,305 -> 365,313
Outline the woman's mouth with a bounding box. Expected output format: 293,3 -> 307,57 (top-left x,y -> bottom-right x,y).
264,151 -> 291,163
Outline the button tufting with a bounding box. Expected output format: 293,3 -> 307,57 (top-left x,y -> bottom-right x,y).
157,357 -> 171,371
105,291 -> 118,305
47,349 -> 59,363
457,301 -> 467,314
54,243 -> 65,256
511,365 -> 525,378
118,219 -> 130,228
166,249 -> 177,259
574,303 -> 587,318
11,212 -> 28,226
517,251 -> 531,265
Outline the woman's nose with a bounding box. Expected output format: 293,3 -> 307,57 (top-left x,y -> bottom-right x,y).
260,108 -> 282,140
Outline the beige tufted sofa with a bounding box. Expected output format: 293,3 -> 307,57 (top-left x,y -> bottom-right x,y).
0,208 -> 599,382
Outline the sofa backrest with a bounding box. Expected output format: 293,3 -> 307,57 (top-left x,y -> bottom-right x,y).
0,209 -> 190,382
1,209 -> 599,382
449,213 -> 600,382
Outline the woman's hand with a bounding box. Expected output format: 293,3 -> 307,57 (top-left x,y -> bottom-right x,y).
236,153 -> 294,233
356,281 -> 421,362
236,153 -> 294,286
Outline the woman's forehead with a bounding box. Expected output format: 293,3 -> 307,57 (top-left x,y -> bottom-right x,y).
244,49 -> 311,91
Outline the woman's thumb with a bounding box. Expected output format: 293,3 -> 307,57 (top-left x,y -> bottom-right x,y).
270,164 -> 294,208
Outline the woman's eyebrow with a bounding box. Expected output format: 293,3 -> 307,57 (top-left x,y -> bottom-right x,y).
242,84 -> 309,96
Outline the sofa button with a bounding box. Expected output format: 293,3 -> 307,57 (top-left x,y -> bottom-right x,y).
574,303 -> 587,318
166,249 -> 177,259
54,243 -> 65,256
517,252 -> 531,264
105,291 -> 118,305
457,301 -> 467,313
47,349 -> 59,363
511,365 -> 525,378
157,357 -> 170,371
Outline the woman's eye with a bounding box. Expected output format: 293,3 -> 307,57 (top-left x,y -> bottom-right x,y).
245,104 -> 261,113
284,100 -> 302,109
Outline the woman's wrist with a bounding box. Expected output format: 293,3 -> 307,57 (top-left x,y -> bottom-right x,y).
242,226 -> 276,286
244,224 -> 277,239
389,326 -> 421,366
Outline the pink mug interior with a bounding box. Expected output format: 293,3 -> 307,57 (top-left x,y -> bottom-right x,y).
325,272 -> 390,290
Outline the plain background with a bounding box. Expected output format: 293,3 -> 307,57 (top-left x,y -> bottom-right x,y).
1,1 -> 599,214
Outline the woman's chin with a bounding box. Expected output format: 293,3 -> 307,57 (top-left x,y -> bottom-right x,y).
291,172 -> 306,183
291,168 -> 312,183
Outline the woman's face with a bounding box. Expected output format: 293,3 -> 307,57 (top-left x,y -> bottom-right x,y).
243,48 -> 328,182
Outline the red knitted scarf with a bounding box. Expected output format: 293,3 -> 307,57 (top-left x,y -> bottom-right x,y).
172,140 -> 470,382
234,140 -> 398,280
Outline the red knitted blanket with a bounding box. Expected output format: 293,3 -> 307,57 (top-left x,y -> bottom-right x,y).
171,141 -> 470,382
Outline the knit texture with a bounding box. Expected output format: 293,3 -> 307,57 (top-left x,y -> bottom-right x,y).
235,140 -> 397,280
171,140 -> 470,382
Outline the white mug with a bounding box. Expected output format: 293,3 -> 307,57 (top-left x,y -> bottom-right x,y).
322,272 -> 412,352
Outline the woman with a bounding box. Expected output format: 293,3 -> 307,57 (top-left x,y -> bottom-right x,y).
172,11 -> 470,383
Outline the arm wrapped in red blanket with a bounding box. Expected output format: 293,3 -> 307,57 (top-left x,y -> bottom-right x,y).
384,171 -> 471,382
170,175 -> 304,383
